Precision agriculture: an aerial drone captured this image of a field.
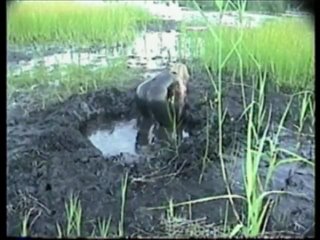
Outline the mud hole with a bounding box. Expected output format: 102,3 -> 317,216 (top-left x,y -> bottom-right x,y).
6,66 -> 314,237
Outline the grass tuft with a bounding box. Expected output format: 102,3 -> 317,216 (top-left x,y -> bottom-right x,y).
8,61 -> 140,110
8,1 -> 156,46
182,18 -> 314,90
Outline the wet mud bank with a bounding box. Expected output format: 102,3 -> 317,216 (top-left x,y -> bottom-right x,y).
7,68 -> 314,237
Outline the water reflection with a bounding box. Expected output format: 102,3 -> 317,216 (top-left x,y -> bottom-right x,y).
83,114 -> 189,160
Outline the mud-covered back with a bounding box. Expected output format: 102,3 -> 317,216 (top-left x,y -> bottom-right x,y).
136,70 -> 176,102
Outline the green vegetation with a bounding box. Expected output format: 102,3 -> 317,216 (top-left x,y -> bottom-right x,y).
7,1 -> 155,46
246,0 -> 287,14
181,18 -> 314,90
179,0 -> 299,14
7,62 -> 140,110
22,173 -> 129,238
7,1 -> 151,110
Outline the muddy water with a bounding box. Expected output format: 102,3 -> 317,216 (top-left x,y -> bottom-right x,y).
82,114 -> 190,162
85,119 -> 139,157
7,29 -> 191,77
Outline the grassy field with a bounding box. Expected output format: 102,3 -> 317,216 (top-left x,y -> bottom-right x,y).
7,1 -> 154,107
7,61 -> 141,111
181,18 -> 314,90
7,1 -> 155,46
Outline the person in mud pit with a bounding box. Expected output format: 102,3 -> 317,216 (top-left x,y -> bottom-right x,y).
135,63 -> 190,147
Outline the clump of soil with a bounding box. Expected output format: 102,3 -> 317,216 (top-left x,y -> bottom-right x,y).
7,68 -> 314,237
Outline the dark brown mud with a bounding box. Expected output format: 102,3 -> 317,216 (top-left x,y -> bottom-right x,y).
7,68 -> 314,237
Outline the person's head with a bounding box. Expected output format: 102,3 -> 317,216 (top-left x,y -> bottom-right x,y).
169,63 -> 190,87
168,63 -> 190,118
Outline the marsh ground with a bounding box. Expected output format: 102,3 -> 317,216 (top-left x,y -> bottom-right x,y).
7,66 -> 314,237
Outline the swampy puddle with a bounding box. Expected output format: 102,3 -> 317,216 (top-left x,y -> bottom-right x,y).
7,29 -> 189,77
86,119 -> 139,158
82,115 -> 190,163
